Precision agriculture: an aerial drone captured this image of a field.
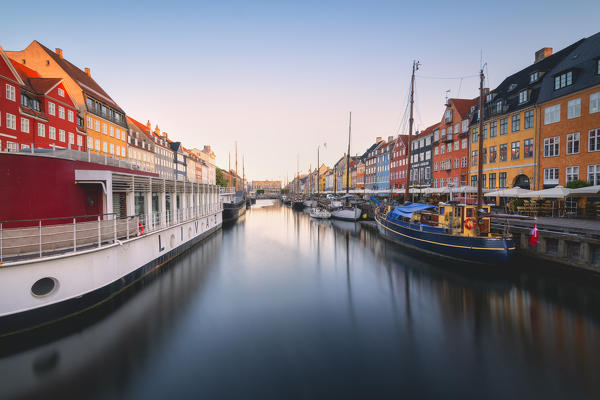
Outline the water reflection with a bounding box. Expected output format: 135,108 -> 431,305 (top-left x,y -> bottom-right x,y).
1,200 -> 600,399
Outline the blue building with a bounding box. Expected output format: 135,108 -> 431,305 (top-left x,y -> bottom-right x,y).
375,136 -> 394,190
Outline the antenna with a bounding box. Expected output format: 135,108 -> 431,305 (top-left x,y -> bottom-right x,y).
444,89 -> 451,106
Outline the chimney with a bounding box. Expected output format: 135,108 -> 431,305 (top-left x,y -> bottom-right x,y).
84,67 -> 91,77
388,135 -> 393,142
146,120 -> 151,129
535,47 -> 553,63
376,136 -> 382,143
154,124 -> 160,134
55,48 -> 63,59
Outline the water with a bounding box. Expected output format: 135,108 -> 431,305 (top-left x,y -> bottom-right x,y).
2,200 -> 600,399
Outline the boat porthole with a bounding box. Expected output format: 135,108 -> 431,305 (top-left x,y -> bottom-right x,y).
170,234 -> 176,248
31,277 -> 58,298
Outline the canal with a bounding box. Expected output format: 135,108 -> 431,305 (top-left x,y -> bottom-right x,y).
2,200 -> 600,399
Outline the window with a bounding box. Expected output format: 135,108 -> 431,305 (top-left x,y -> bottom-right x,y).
6,141 -> 18,152
21,118 -> 29,133
544,105 -> 560,124
461,138 -> 467,149
512,114 -> 520,132
109,126 -> 114,137
109,143 -> 115,154
544,136 -> 560,157
38,123 -> 45,137
597,59 -> 600,75
500,118 -> 508,135
544,168 -> 559,185
68,110 -> 74,122
434,130 -> 439,141
486,93 -> 492,103
489,146 -> 497,163
5,84 -> 15,101
566,98 -> 581,119
434,162 -> 438,171
530,72 -> 539,83
589,129 -> 600,152
471,175 -> 477,186
589,164 -> 600,185
95,139 -> 100,151
481,174 -> 486,189
590,92 -> 600,114
490,121 -> 497,137
58,88 -> 64,97
441,145 -> 445,154
454,123 -> 460,134
472,128 -> 478,143
524,110 -> 534,129
524,138 -> 533,158
567,132 -> 580,155
566,166 -> 579,183
440,129 -> 446,139
454,158 -> 459,169
495,101 -> 502,113
461,157 -> 467,168
48,102 -> 55,116
6,113 -> 16,130
68,132 -> 74,145
448,126 -> 453,135
462,120 -> 468,133
434,146 -> 439,156
499,172 -> 507,188
554,71 -> 573,90
447,143 -> 452,153
482,148 -> 487,164
499,144 -> 507,162
519,90 -> 529,104
102,123 -> 107,134
77,135 -> 83,147
482,124 -> 487,139
49,126 -> 56,140
87,137 -> 93,149
59,129 -> 65,142
511,141 -> 520,160
21,94 -> 28,107
454,141 -> 459,151
58,106 -> 65,119
87,116 -> 93,128
102,141 -> 108,153
489,173 -> 496,189
471,150 -> 478,166
444,109 -> 452,123
94,120 -> 100,131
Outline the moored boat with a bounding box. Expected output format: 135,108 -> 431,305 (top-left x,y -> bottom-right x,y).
309,207 -> 331,219
331,206 -> 362,221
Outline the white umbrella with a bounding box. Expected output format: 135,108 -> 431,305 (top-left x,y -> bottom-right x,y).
484,187 -> 531,197
521,185 -> 572,198
568,185 -> 600,195
454,185 -> 478,193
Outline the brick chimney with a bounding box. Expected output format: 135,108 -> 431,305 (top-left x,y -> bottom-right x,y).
55,48 -> 63,59
84,67 -> 91,77
535,47 -> 553,63
388,135 -> 393,142
146,120 -> 151,129
376,136 -> 382,143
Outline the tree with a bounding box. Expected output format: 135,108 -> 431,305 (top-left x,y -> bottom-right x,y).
566,179 -> 591,189
256,189 -> 265,194
216,168 -> 228,187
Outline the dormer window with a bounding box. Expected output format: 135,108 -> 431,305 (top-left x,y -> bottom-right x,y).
495,101 -> 502,113
597,59 -> 600,75
554,70 -> 573,90
508,83 -> 517,92
530,71 -> 539,83
519,90 -> 529,104
444,109 -> 453,123
486,93 -> 493,103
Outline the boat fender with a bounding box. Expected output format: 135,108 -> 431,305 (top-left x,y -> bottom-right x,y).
138,222 -> 144,235
464,217 -> 476,230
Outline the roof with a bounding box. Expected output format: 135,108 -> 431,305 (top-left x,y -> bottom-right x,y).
538,31 -> 600,103
418,122 -> 440,137
35,41 -> 125,113
485,37 -> 585,119
361,140 -> 382,160
10,59 -> 62,95
450,98 -> 478,118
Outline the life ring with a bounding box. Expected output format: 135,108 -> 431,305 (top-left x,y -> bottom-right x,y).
464,217 -> 476,230
138,222 -> 144,234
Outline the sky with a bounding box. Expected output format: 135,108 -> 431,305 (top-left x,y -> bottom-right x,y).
2,0 -> 599,181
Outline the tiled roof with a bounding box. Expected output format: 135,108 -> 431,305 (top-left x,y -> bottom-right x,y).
450,98 -> 478,118
538,32 -> 600,103
418,122 -> 440,137
10,59 -> 62,95
35,41 -> 125,113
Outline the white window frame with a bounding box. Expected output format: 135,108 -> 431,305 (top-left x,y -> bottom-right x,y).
21,117 -> 29,133
590,92 -> 600,114
566,166 -> 579,183
544,168 -> 559,185
48,102 -> 56,116
588,164 -> 600,185
38,123 -> 45,137
5,84 -> 15,101
566,132 -> 580,155
58,106 -> 65,119
59,129 -> 65,142
567,98 -> 581,119
544,105 -> 561,125
544,136 -> 560,157
589,129 -> 600,152
58,88 -> 65,97
49,126 -> 56,140
68,110 -> 74,122
6,113 -> 16,130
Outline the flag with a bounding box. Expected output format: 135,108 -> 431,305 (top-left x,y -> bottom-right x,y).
529,223 -> 539,247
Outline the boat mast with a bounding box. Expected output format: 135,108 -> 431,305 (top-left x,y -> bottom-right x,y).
405,60 -> 419,202
317,146 -> 320,196
235,141 -> 238,191
346,111 -> 351,194
242,155 -> 245,195
477,68 -> 485,215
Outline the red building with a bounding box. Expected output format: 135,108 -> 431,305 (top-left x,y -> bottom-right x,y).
0,46 -> 82,152
432,98 -> 477,188
390,134 -> 408,189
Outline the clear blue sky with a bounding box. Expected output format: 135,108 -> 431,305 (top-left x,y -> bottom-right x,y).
2,0 -> 598,180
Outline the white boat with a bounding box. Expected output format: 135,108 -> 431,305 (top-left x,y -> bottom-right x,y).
329,200 -> 343,209
303,199 -> 317,208
309,207 -> 331,219
331,206 -> 362,221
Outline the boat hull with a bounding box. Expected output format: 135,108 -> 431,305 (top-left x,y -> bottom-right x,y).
0,212 -> 222,337
222,200 -> 246,222
375,214 -> 515,265
331,207 -> 362,221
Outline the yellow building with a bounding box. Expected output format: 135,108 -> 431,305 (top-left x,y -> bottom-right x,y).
7,42 -> 128,159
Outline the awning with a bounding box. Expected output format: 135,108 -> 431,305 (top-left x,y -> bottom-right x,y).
521,185 -> 572,199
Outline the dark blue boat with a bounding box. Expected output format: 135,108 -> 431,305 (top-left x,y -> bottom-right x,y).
374,202 -> 515,265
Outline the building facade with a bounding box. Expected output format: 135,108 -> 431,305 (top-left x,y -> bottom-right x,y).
410,125 -> 435,188
390,135 -> 408,190
126,117 -> 155,173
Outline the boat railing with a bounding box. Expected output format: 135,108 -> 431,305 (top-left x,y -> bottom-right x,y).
0,204 -> 224,264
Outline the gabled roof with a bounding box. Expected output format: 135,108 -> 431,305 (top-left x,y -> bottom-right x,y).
10,59 -> 62,95
34,41 -> 125,113
538,31 -> 600,103
418,122 -> 439,137
486,38 -> 584,119
361,140 -> 382,160
450,98 -> 478,118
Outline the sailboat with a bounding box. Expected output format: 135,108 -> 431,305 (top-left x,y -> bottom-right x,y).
374,62 -> 515,264
309,144 -> 330,219
331,112 -> 362,221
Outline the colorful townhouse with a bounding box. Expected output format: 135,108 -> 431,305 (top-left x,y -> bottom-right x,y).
364,137 -> 384,190
410,125 -> 435,188
7,42 -> 128,159
355,159 -> 365,190
325,169 -> 334,192
536,32 -> 600,189
390,134 -> 408,190
151,125 -> 175,180
433,99 -> 475,188
0,46 -> 81,152
468,42 -> 581,190
375,137 -> 394,190
126,117 -> 155,173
